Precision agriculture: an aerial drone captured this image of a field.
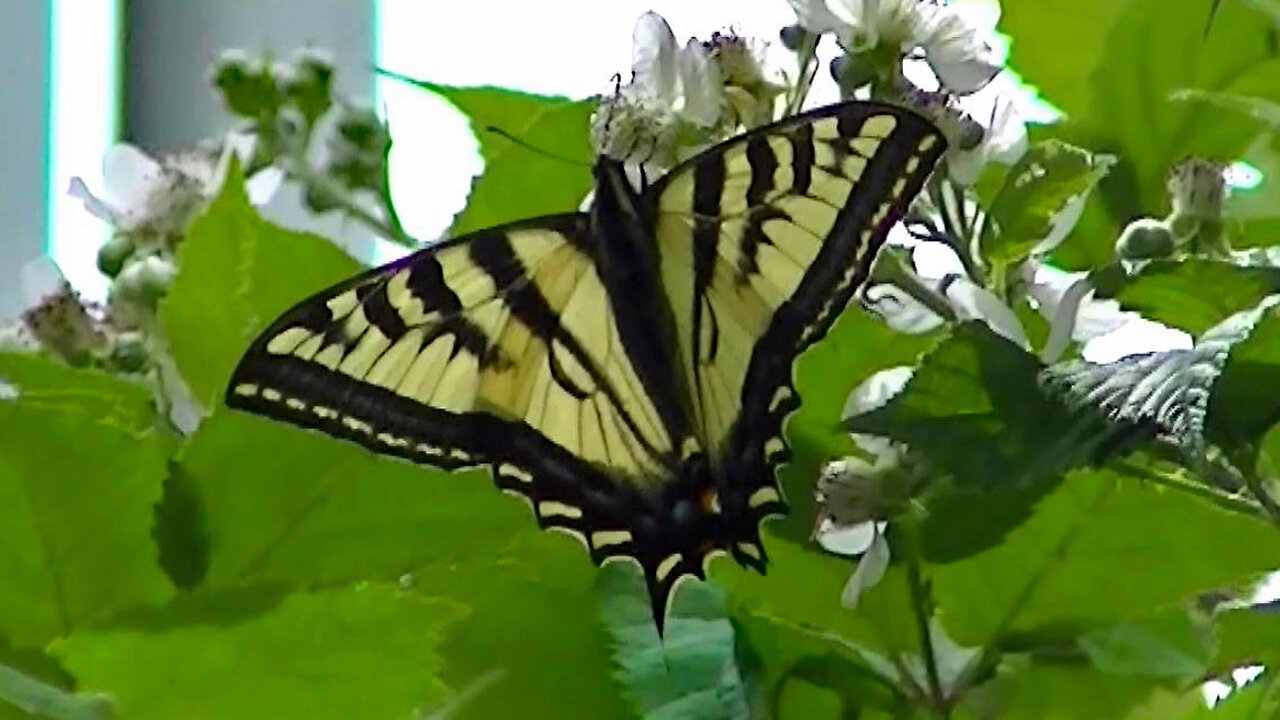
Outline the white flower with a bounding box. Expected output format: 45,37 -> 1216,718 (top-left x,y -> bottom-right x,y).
702,31 -> 786,128
591,13 -> 727,177
787,0 -> 1001,95
70,134 -> 281,236
16,257 -> 106,363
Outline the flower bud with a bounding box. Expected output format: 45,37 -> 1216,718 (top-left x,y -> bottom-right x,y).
1115,218 -> 1175,260
830,53 -> 877,94
96,234 -> 134,278
109,330 -> 149,373
779,24 -> 808,51
1167,157 -> 1227,220
281,48 -> 335,124
211,50 -> 277,118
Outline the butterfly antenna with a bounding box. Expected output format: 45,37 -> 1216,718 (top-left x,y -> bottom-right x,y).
482,126 -> 592,168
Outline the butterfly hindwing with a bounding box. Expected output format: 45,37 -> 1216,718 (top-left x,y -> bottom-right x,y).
649,101 -> 946,557
228,216 -> 691,566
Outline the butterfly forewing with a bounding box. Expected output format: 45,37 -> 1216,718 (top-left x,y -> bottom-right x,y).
228,216 -> 679,562
650,101 -> 946,541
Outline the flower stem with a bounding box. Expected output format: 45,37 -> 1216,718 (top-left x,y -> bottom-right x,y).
786,32 -> 820,116
281,156 -> 417,248
900,515 -> 948,716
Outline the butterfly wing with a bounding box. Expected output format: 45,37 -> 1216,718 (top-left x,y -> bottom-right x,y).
649,101 -> 946,558
227,215 -> 683,566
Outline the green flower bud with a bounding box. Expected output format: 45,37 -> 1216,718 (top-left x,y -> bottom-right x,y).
779,24 -> 808,51
96,234 -> 134,278
114,255 -> 176,302
1115,218 -> 1175,260
211,50 -> 277,118
109,331 -> 149,373
303,182 -> 344,214
280,48 -> 334,125
830,53 -> 877,94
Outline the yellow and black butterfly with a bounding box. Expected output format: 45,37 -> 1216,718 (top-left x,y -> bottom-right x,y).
226,100 -> 945,632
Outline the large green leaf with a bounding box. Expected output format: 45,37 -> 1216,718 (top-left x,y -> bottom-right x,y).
385,76 -> 595,237
960,655 -> 1164,720
1105,259 -> 1280,336
931,466 -> 1280,647
983,141 -> 1114,266
176,410 -> 537,590
847,323 -> 1127,493
0,404 -> 173,647
599,565 -> 749,720
408,533 -> 632,720
52,584 -> 464,720
997,0 -> 1135,118
0,354 -> 156,437
1211,605 -> 1280,673
161,165 -> 363,408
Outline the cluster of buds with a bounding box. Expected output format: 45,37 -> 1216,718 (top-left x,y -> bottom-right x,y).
212,47 -> 397,226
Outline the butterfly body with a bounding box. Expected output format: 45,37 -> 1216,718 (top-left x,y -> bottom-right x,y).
227,101 -> 945,631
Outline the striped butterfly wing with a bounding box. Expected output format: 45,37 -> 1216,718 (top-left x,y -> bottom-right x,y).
227,215 -> 682,567
650,101 -> 946,533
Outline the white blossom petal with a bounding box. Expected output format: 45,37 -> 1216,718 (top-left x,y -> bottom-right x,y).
921,13 -> 1001,94
677,40 -> 723,128
102,144 -> 166,212
845,365 -> 914,416
787,0 -> 853,36
862,283 -> 946,334
21,257 -> 66,309
68,177 -> 121,226
841,527 -> 890,608
631,12 -> 679,106
945,277 -> 1030,349
1040,274 -> 1091,363
246,166 -> 286,206
817,518 -> 880,555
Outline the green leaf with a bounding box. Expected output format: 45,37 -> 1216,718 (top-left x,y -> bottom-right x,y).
0,404 -> 173,647
1079,611 -> 1211,679
52,584 -> 465,720
983,141 -> 1114,265
178,410 -> 536,590
998,0 -> 1135,118
0,354 -> 156,437
385,75 -> 594,237
1208,301 -> 1280,450
407,534 -> 632,720
714,536 -> 921,660
0,662 -> 110,720
161,165 -> 363,408
1211,606 -> 1280,672
599,565 -> 749,720
847,323 -> 1128,493
732,613 -> 909,720
961,654 -> 1164,720
1044,297 -> 1280,453
1106,259 -> 1280,335
931,465 -> 1280,647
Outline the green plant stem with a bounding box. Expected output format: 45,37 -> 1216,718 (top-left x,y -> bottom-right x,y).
786,33 -> 820,116
870,250 -> 957,323
1229,446 -> 1280,530
281,156 -> 418,248
1116,460 -> 1268,522
900,516 -> 948,717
